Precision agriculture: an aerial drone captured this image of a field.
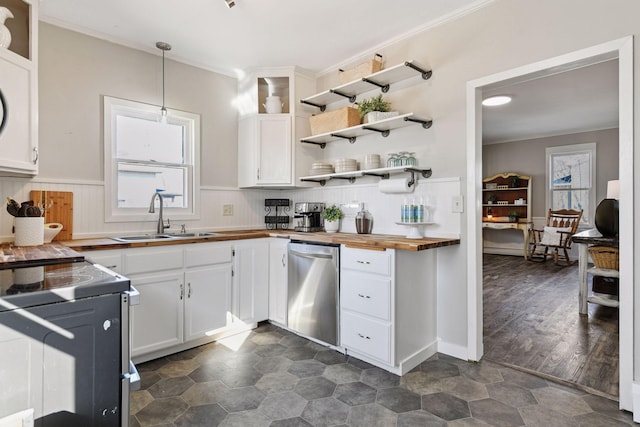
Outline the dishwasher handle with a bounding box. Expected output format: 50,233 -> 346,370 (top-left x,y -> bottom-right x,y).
289,249 -> 334,260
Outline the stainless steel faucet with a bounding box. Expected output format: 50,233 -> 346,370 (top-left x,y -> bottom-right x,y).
149,192 -> 170,233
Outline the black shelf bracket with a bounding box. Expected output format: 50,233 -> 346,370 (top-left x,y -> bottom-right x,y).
300,139 -> 327,149
301,178 -> 327,186
300,99 -> 326,112
362,127 -> 391,137
330,89 -> 357,103
361,77 -> 390,93
332,176 -> 357,184
403,117 -> 433,129
330,133 -> 357,144
404,61 -> 432,80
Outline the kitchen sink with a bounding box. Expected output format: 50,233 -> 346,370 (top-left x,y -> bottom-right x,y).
112,232 -> 220,242
165,232 -> 220,238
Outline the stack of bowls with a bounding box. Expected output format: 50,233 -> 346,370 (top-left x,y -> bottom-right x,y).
363,154 -> 381,170
334,158 -> 358,173
309,162 -> 334,176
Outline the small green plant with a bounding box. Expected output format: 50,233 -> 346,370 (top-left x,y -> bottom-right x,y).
508,210 -> 519,222
322,205 -> 344,222
509,175 -> 520,188
487,193 -> 497,203
357,94 -> 391,118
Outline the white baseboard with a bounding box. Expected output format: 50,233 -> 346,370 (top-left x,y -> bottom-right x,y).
398,340 -> 438,375
632,382 -> 640,422
437,339 -> 471,361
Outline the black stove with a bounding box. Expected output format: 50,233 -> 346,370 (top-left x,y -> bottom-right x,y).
0,260 -> 130,312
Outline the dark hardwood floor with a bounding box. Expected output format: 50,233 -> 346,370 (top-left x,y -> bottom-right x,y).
483,253 -> 619,399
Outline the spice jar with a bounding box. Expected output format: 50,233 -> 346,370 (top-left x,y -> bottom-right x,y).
355,203 -> 373,234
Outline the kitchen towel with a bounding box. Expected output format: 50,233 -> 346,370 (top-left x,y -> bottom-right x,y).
378,176 -> 414,194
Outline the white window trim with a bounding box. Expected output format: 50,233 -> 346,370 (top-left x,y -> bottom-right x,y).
104,96 -> 200,223
545,142 -> 596,228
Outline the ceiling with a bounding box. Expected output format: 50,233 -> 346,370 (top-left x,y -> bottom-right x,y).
482,59 -> 619,144
39,0 -> 619,143
39,0 -> 486,76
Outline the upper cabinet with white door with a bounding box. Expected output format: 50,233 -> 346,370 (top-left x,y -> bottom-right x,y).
238,66 -> 316,188
0,0 -> 38,175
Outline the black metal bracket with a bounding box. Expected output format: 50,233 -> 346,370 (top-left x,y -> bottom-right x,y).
363,172 -> 390,179
330,133 -> 356,144
361,77 -> 390,93
300,140 -> 327,149
403,117 -> 433,129
362,127 -> 390,137
300,99 -> 326,112
405,61 -> 433,80
301,178 -> 327,186
330,89 -> 357,103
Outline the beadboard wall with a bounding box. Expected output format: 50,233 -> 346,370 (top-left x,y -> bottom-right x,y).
0,176 -> 461,241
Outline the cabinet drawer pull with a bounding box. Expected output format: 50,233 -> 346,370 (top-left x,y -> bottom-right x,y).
356,260 -> 371,265
180,284 -> 184,300
357,333 -> 371,340
357,293 -> 371,299
188,283 -> 192,298
282,254 -> 286,267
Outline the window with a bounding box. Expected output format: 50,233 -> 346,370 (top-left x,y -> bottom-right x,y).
104,96 -> 200,222
546,143 -> 596,226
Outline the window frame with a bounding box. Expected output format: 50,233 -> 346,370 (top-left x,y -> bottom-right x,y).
545,142 -> 596,228
104,96 -> 200,223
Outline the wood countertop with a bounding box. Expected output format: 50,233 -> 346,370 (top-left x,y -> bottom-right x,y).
61,229 -> 460,252
0,243 -> 85,268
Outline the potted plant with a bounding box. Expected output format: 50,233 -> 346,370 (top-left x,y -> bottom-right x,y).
357,94 -> 398,123
322,204 -> 343,233
508,211 -> 519,223
509,175 -> 520,188
487,193 -> 497,204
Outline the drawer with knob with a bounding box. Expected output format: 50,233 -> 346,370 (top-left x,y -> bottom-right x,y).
341,310 -> 391,363
341,246 -> 392,276
341,270 -> 391,321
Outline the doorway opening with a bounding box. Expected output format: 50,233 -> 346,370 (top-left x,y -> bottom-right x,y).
466,37 -> 634,410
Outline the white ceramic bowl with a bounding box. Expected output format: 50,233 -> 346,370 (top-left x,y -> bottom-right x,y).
44,223 -> 63,243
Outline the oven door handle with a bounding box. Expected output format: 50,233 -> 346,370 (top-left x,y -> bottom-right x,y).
289,250 -> 333,260
125,286 -> 140,306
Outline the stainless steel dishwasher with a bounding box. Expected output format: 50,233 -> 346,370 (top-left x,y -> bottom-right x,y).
288,241 -> 339,346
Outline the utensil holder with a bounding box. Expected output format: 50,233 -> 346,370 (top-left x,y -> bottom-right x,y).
14,217 -> 44,246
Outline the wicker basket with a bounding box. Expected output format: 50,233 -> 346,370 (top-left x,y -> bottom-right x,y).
589,246 -> 619,270
339,54 -> 383,83
309,107 -> 361,135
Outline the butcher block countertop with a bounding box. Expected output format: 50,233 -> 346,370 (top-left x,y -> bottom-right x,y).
0,243 -> 84,268
60,229 -> 460,252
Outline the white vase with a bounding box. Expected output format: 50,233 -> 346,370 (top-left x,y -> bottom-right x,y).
0,7 -> 14,49
324,220 -> 340,233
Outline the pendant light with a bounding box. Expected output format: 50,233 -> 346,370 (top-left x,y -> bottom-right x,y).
156,41 -> 171,122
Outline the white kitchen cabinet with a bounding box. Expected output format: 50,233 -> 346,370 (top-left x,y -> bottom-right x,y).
268,238 -> 289,325
81,250 -> 123,273
237,66 -> 316,188
340,245 -> 437,375
233,239 -> 269,324
130,271 -> 184,356
184,265 -> 232,341
239,115 -> 292,186
0,0 -> 38,175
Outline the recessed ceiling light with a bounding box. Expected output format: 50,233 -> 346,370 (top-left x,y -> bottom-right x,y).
482,95 -> 512,107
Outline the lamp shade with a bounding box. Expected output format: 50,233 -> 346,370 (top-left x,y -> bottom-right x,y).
607,180 -> 620,199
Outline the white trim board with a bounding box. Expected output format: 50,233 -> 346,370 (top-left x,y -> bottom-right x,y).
466,36 -> 634,411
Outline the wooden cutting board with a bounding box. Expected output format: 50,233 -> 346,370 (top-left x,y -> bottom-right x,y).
30,190 -> 73,241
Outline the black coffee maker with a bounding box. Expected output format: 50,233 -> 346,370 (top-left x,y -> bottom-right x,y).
294,202 -> 324,232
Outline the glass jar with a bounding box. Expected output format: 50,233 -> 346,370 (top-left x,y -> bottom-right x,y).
397,152 -> 408,166
355,203 -> 373,234
405,152 -> 417,166
386,153 -> 397,167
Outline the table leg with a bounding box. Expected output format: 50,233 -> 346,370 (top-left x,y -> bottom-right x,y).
522,227 -> 529,260
578,243 -> 588,314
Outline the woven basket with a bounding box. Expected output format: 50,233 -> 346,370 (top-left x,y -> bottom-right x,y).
589,246 -> 619,270
309,107 -> 361,135
339,55 -> 383,83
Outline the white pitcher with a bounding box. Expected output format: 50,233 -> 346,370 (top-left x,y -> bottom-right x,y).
0,7 -> 14,49
263,96 -> 283,114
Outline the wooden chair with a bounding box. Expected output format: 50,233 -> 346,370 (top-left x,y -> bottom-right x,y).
529,209 -> 583,265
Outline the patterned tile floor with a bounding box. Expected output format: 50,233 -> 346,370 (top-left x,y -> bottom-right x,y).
130,323 -> 634,426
